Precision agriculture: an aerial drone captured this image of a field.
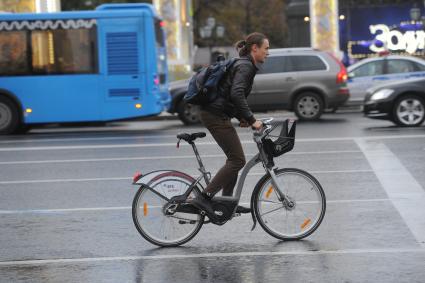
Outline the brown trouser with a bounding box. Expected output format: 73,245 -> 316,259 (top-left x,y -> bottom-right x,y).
200,110 -> 246,196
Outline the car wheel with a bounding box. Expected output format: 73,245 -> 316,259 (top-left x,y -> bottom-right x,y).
294,92 -> 324,120
177,100 -> 201,125
392,95 -> 425,127
0,96 -> 20,134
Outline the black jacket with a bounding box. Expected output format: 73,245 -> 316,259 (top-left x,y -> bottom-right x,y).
202,56 -> 258,125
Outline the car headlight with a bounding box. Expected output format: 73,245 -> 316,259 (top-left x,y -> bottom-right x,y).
370,89 -> 394,101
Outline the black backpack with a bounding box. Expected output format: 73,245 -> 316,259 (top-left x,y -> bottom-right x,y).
184,58 -> 238,105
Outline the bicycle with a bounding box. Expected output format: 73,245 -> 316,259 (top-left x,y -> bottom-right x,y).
132,118 -> 326,247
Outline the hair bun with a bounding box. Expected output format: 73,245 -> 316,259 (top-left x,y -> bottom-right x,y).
237,40 -> 247,48
235,32 -> 267,57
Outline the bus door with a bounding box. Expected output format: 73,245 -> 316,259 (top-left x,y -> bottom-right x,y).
98,17 -> 146,120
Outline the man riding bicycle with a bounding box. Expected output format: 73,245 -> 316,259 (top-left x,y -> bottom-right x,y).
189,32 -> 270,216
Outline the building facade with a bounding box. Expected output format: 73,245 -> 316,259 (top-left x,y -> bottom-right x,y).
287,0 -> 425,65
0,0 -> 60,13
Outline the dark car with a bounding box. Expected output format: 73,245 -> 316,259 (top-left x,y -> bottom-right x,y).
168,48 -> 349,125
364,77 -> 425,126
167,78 -> 195,124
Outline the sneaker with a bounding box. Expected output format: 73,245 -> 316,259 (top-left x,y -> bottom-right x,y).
188,193 -> 214,216
235,205 -> 251,214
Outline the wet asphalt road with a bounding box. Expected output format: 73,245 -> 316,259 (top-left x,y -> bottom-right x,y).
1,111 -> 425,283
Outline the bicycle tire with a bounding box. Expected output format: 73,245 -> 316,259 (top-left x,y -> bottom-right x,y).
252,168 -> 326,240
132,173 -> 204,247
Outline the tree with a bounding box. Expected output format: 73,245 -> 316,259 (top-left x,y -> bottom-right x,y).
193,0 -> 288,48
61,0 -> 150,11
62,0 -> 288,47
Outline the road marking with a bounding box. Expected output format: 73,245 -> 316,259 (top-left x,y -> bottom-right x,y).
0,177 -> 131,184
1,131 -> 424,145
0,135 -> 180,144
356,139 -> 425,248
0,206 -> 131,214
0,150 -> 361,165
0,247 -> 424,266
0,198 -> 390,215
297,134 -> 425,142
0,170 -> 373,185
0,134 -> 424,152
0,142 -> 191,151
0,132 -> 247,144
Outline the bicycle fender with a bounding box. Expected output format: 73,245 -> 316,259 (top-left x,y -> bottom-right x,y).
250,191 -> 257,231
132,169 -> 195,186
249,171 -> 272,231
250,211 -> 257,231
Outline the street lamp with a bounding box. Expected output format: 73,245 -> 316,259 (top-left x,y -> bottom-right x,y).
199,16 -> 225,63
216,25 -> 225,38
206,16 -> 216,29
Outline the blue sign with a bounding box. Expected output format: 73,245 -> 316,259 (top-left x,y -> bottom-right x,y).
340,5 -> 425,65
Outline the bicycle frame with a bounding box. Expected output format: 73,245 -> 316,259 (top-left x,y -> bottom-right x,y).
188,126 -> 288,205
132,119 -> 291,218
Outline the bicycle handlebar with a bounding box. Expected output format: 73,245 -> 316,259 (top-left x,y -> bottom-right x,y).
252,117 -> 274,139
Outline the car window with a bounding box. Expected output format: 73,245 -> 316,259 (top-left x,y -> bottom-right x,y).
257,56 -> 290,74
350,61 -> 385,77
386,59 -> 416,74
288,55 -> 327,71
411,61 -> 425,71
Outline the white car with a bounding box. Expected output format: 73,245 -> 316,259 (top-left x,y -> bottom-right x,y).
346,55 -> 425,106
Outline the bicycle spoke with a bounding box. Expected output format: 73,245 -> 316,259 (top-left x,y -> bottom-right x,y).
133,176 -> 204,246
260,205 -> 285,217
256,169 -> 325,240
144,185 -> 170,202
159,218 -> 165,239
259,198 -> 282,204
286,207 -> 289,233
169,217 -> 176,238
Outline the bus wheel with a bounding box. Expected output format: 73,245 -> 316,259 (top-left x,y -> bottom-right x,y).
15,124 -> 32,134
0,96 -> 20,134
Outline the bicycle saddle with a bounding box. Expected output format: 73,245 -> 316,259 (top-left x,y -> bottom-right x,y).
176,132 -> 206,143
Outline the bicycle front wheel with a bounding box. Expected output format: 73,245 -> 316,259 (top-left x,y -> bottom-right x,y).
253,168 -> 326,240
132,176 -> 204,247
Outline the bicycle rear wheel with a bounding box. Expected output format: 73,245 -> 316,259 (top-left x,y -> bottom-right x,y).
132,174 -> 204,247
253,168 -> 326,240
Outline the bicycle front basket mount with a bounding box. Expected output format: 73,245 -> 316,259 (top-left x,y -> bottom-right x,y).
262,119 -> 296,158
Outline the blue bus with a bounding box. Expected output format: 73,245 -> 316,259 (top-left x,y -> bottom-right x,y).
0,3 -> 170,134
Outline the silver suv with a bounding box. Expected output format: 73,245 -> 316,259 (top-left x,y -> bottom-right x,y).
168,48 -> 349,124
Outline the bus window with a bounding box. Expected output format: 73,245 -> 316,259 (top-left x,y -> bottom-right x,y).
0,30 -> 30,76
31,24 -> 98,75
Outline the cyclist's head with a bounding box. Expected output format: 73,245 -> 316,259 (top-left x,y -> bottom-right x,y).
235,32 -> 269,64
